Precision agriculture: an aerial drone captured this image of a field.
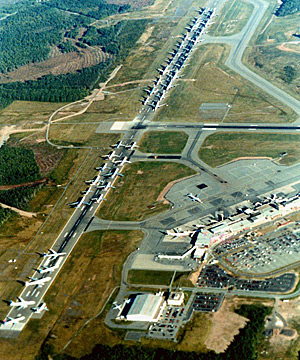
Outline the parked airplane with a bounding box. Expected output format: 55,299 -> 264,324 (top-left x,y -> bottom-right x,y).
31,302 -> 49,314
101,151 -> 119,161
37,264 -> 59,274
95,163 -> 110,172
125,142 -> 139,150
9,297 -> 35,309
40,249 -> 66,259
186,193 -> 203,203
166,229 -> 195,238
91,193 -> 106,204
113,156 -> 131,166
81,188 -> 90,195
2,316 -> 25,326
25,276 -> 51,288
111,141 -> 124,149
85,175 -> 101,185
112,302 -> 122,311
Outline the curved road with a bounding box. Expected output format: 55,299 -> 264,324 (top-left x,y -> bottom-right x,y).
206,0 -> 300,116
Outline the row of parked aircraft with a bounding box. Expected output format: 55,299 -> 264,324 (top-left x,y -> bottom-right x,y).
1,248 -> 64,325
140,7 -> 216,113
68,141 -> 139,209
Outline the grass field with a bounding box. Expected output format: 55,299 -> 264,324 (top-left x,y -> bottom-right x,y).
0,101 -> 64,125
98,161 -> 195,221
209,0 -> 253,37
199,132 -> 300,167
138,131 -> 188,153
49,123 -> 120,147
157,44 -> 295,124
127,269 -> 186,286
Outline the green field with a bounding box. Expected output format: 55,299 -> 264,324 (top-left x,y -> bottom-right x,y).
98,161 -> 195,221
139,131 -> 188,153
199,132 -> 300,167
127,269 -> 186,286
157,44 -> 295,124
209,0 -> 253,36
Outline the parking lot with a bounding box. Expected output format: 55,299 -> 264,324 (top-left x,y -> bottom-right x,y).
192,293 -> 224,312
147,306 -> 186,341
197,264 -> 296,293
220,227 -> 300,274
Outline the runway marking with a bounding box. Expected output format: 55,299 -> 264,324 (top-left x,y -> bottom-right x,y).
26,291 -> 31,296
249,128 -> 256,131
64,233 -> 68,238
35,292 -> 40,298
203,128 -> 216,130
81,206 -> 85,211
73,232 -> 77,238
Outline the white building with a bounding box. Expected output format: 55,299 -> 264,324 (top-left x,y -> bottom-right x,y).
167,292 -> 184,306
121,293 -> 165,322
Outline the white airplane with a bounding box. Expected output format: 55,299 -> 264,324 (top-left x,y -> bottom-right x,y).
37,264 -> 59,274
111,141 -> 124,149
186,193 -> 203,203
2,315 -> 25,326
104,168 -> 123,179
112,302 -> 122,311
112,156 -> 131,166
85,175 -> 103,186
25,277 -> 51,288
103,182 -> 115,191
9,297 -> 35,309
166,229 -> 195,238
31,302 -> 49,314
101,151 -> 119,161
40,249 -> 66,259
91,194 -> 106,204
95,163 -> 110,172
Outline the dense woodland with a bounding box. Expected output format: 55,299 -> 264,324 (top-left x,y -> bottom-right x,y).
0,17 -> 148,109
0,0 -> 131,73
0,205 -> 14,228
0,61 -> 111,108
82,19 -> 148,57
275,0 -> 300,16
0,5 -> 87,73
0,145 -> 41,185
0,186 -> 41,210
44,0 -> 130,19
37,305 -> 271,360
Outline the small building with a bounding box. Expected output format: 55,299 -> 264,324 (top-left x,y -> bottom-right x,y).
167,291 -> 184,306
118,293 -> 165,322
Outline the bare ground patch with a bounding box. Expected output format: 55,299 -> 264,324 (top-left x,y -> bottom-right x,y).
0,47 -> 109,83
205,298 -> 248,353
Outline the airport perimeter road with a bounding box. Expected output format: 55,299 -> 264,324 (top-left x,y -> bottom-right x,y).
205,0 -> 300,115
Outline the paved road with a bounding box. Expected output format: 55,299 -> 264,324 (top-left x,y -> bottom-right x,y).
205,0 -> 300,115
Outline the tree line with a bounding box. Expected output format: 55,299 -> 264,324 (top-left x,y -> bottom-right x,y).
0,5 -> 88,73
0,18 -> 149,109
275,0 -> 300,16
0,145 -> 41,185
0,61 -> 111,109
43,0 -> 130,19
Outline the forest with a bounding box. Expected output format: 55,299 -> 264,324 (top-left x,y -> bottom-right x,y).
0,5 -> 87,73
0,0 -> 131,74
0,186 -> 41,210
36,305 -> 271,360
0,206 -> 14,228
275,0 -> 300,16
0,145 -> 41,185
45,0 -> 130,19
0,61 -> 111,109
82,19 -> 149,58
0,18 -> 148,109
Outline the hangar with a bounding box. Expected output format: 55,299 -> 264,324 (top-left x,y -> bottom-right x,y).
117,293 -> 165,322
